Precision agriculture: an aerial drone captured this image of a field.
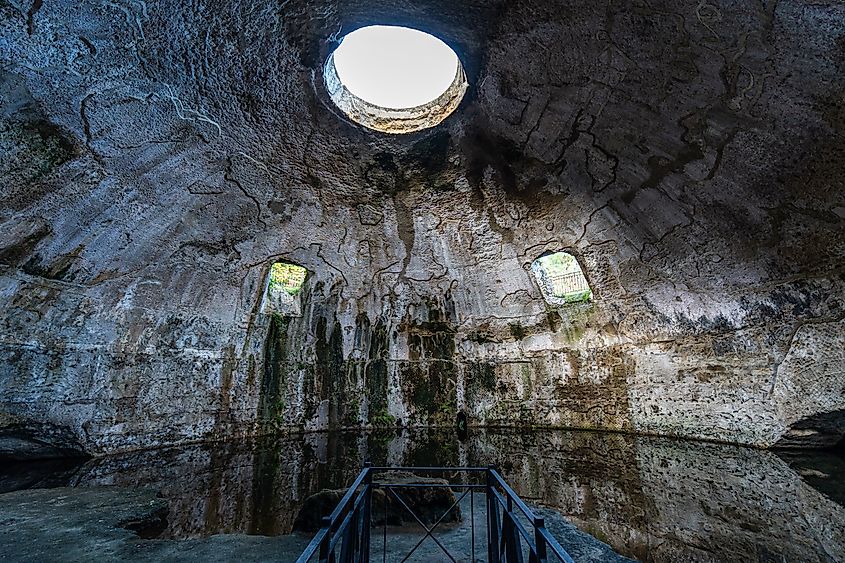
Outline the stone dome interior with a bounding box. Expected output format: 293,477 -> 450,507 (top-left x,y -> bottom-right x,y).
0,0 -> 844,559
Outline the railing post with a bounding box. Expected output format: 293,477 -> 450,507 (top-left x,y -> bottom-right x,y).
503,496 -> 523,563
533,517 -> 547,563
486,466 -> 500,563
300,465 -> 574,563
361,462 -> 372,563
318,516 -> 332,563
339,516 -> 354,563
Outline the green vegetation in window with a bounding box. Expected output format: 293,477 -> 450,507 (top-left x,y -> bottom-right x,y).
268,262 -> 307,295
536,252 -> 592,303
536,252 -> 579,277
561,288 -> 592,303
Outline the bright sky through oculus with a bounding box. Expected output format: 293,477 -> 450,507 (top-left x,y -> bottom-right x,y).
332,25 -> 460,109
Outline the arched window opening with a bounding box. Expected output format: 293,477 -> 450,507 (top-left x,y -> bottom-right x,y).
262,261 -> 307,317
531,252 -> 592,305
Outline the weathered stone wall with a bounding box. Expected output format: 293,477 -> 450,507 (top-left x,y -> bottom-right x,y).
0,0 -> 843,454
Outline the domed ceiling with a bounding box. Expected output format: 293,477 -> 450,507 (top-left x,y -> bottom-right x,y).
0,0 -> 843,454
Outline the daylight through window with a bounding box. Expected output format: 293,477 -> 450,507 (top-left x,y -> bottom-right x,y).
532,252 -> 592,305
269,262 -> 307,295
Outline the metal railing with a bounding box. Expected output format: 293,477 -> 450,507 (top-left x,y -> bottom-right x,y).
296,464 -> 575,563
547,271 -> 590,297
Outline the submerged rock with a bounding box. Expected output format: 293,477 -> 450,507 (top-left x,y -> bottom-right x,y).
534,506 -> 637,563
293,471 -> 462,532
291,488 -> 345,532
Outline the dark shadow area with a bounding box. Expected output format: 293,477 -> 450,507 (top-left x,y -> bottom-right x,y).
777,440 -> 845,508
0,457 -> 87,494
0,418 -> 90,462
118,505 -> 170,539
773,409 -> 845,449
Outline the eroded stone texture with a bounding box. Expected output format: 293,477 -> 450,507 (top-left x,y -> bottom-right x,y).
0,0 -> 843,453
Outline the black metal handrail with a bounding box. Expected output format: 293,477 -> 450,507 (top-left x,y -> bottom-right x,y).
296,464 -> 575,563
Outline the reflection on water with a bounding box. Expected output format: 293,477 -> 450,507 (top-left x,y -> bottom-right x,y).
2,429 -> 844,562
777,446 -> 845,509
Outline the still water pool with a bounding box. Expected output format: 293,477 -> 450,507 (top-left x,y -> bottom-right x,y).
2,428 -> 843,562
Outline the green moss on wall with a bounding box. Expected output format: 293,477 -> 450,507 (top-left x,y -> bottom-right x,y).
401,361 -> 456,425
466,362 -> 496,402
508,322 -> 527,340
366,320 -> 390,425
259,313 -> 290,429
